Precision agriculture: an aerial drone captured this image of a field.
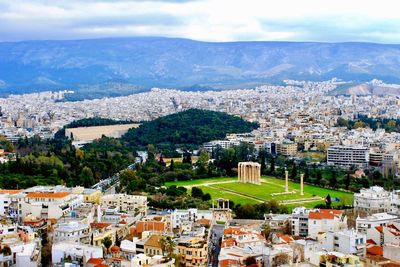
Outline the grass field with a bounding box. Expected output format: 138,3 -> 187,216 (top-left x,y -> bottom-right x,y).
167,176 -> 353,209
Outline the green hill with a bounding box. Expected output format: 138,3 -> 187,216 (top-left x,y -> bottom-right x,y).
122,109 -> 258,150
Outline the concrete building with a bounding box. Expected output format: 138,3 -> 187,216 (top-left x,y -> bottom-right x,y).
324,229 -> 366,257
277,140 -> 298,156
308,209 -> 347,239
356,213 -> 398,234
171,208 -> 213,229
291,207 -> 311,237
52,242 -> 103,265
19,192 -> 83,220
53,221 -> 91,244
354,186 -> 392,214
101,194 -> 147,215
327,145 -> 369,168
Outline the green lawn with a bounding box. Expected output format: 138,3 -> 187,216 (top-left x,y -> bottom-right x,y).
165,177 -> 235,187
166,176 -> 353,208
196,185 -> 258,205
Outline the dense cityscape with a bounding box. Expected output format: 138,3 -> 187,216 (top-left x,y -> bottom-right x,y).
0,78 -> 399,266
2,0 -> 400,266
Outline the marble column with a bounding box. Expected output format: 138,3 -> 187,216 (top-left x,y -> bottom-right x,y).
285,170 -> 289,192
300,173 -> 304,196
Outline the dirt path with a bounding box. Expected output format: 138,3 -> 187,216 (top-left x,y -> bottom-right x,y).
182,180 -> 236,189
207,185 -> 264,203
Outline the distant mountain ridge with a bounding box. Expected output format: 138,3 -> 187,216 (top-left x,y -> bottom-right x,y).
1,37 -> 400,96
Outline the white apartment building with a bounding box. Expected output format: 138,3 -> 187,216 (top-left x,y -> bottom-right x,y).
52,242 -> 103,265
354,186 -> 392,214
53,221 -> 91,244
19,192 -> 83,220
308,209 -> 347,239
202,140 -> 239,152
327,145 -> 369,168
171,209 -> 213,229
324,229 -> 366,257
291,207 -> 310,237
0,190 -> 22,217
356,212 -> 398,234
101,194 -> 147,215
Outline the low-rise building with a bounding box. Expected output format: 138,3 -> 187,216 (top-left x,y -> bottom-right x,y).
354,186 -> 392,214
356,213 -> 398,234
324,229 -> 366,257
101,194 -> 147,215
52,242 -> 103,266
53,221 -> 91,244
291,207 -> 311,237
308,209 -> 347,239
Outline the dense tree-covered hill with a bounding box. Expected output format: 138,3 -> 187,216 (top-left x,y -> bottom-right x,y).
122,108 -> 258,150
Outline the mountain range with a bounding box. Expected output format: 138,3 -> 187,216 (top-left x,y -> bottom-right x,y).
1,37 -> 400,98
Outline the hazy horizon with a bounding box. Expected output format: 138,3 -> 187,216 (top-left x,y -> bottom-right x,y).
1,0 -> 400,43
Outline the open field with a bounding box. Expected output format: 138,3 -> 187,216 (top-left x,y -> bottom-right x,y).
167,176 -> 353,208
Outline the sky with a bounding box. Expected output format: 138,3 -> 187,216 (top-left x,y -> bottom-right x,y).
0,0 -> 400,43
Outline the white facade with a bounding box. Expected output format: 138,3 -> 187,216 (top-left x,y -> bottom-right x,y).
327,145 -> 369,167
53,221 -> 91,243
356,212 -> 398,234
19,192 -> 83,220
171,209 -> 213,229
101,194 -> 147,214
291,207 -> 310,237
308,209 -> 347,239
324,229 -> 366,257
52,242 -> 103,264
354,186 -> 391,214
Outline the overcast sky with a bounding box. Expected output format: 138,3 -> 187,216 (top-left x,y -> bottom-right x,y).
1,0 -> 399,43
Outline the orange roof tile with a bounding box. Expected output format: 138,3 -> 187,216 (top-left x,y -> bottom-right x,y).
367,239 -> 377,245
87,258 -> 104,265
220,259 -> 239,267
308,209 -> 343,220
136,221 -> 165,233
367,246 -> 383,256
196,219 -> 211,225
375,226 -> 384,233
26,192 -> 70,198
0,189 -> 23,194
110,246 -> 120,253
90,222 -> 111,229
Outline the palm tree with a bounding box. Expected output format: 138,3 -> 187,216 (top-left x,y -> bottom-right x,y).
102,236 -> 112,255
159,236 -> 176,259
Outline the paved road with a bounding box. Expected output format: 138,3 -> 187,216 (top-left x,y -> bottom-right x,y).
209,224 -> 224,267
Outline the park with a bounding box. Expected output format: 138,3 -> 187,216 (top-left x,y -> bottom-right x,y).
166,176 -> 353,210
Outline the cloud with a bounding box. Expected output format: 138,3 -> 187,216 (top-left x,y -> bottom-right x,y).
0,0 -> 399,43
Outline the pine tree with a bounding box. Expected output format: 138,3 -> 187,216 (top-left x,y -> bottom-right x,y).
269,156 -> 275,174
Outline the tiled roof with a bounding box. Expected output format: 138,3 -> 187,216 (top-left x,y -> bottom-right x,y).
90,222 -> 111,229
0,189 -> 23,194
308,209 -> 343,219
87,258 -> 104,265
26,192 -> 70,198
220,259 -> 239,267
367,245 -> 383,256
